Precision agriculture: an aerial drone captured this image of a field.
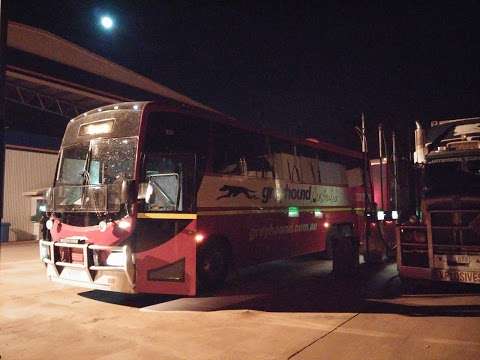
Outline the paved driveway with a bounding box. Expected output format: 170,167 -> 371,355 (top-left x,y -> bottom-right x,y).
1,241 -> 479,359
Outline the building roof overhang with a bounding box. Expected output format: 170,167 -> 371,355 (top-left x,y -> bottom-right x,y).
6,21 -> 217,117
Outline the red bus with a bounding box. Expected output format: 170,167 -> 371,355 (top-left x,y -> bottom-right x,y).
39,101 -> 365,295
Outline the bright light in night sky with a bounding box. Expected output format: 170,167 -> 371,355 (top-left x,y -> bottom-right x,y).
100,16 -> 114,30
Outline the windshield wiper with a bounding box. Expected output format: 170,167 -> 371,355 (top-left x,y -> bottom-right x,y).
82,142 -> 94,186
80,169 -> 91,185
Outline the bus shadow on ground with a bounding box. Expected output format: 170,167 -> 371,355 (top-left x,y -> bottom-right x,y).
217,257 -> 480,317
79,255 -> 480,316
78,290 -> 179,308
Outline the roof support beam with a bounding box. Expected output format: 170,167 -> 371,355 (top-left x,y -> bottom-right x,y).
5,81 -> 81,118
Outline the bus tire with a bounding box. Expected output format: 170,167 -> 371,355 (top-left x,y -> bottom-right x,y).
323,236 -> 334,259
197,238 -> 230,292
332,235 -> 359,276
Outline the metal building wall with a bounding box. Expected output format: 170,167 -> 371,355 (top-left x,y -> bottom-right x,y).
2,148 -> 57,241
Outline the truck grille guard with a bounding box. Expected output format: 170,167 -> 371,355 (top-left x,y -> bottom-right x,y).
39,239 -> 135,290
398,198 -> 480,272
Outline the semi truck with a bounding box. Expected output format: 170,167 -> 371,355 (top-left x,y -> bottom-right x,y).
397,117 -> 480,285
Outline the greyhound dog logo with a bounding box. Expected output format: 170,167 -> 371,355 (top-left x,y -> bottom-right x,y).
217,185 -> 258,200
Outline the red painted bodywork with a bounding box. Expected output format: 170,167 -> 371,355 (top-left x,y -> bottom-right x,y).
135,220 -> 197,296
49,216 -> 135,245
198,207 -> 360,268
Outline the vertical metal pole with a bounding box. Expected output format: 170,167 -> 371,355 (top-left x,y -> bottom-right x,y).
361,113 -> 371,259
392,131 -> 399,211
361,113 -> 371,210
0,0 -> 7,221
378,124 -> 384,210
382,129 -> 390,210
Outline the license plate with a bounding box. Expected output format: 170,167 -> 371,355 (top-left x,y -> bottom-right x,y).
447,254 -> 470,265
433,269 -> 480,284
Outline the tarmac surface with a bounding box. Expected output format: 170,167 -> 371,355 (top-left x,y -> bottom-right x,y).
1,241 -> 480,359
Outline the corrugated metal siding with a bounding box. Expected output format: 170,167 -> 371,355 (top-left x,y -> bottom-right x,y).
2,149 -> 58,240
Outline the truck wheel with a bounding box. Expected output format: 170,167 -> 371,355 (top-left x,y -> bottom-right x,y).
197,239 -> 230,292
400,277 -> 427,294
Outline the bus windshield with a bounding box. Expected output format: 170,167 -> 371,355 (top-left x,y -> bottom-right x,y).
88,137 -> 138,184
57,137 -> 138,185
52,137 -> 138,212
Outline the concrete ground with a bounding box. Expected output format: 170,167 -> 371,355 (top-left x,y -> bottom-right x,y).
1,241 -> 480,360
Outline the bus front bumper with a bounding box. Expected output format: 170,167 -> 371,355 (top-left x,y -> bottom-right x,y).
39,240 -> 136,293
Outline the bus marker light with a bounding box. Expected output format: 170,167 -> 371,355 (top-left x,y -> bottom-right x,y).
314,209 -> 324,218
392,210 -> 399,220
377,211 -> 385,221
323,222 -> 330,228
288,206 -> 299,218
195,233 -> 205,243
99,221 -> 108,232
46,219 -> 53,230
79,120 -> 114,136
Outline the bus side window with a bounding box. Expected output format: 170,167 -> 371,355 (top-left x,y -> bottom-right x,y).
246,155 -> 274,178
270,138 -> 294,181
211,124 -> 272,178
244,134 -> 272,178
143,154 -> 181,211
211,124 -> 245,175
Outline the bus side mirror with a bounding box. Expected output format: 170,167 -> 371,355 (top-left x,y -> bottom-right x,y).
138,182 -> 148,200
120,179 -> 136,204
138,182 -> 155,204
45,187 -> 54,211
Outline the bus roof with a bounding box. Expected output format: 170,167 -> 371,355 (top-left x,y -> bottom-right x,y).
76,100 -> 363,161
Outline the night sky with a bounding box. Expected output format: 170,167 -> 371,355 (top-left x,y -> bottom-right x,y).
8,1 -> 480,153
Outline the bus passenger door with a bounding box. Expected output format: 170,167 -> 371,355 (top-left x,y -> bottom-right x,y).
134,153 -> 198,295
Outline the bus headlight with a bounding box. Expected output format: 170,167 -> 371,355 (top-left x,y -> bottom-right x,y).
106,251 -> 125,267
117,219 -> 131,230
98,221 -> 107,232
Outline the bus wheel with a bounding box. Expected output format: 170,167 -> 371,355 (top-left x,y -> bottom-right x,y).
197,239 -> 230,291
